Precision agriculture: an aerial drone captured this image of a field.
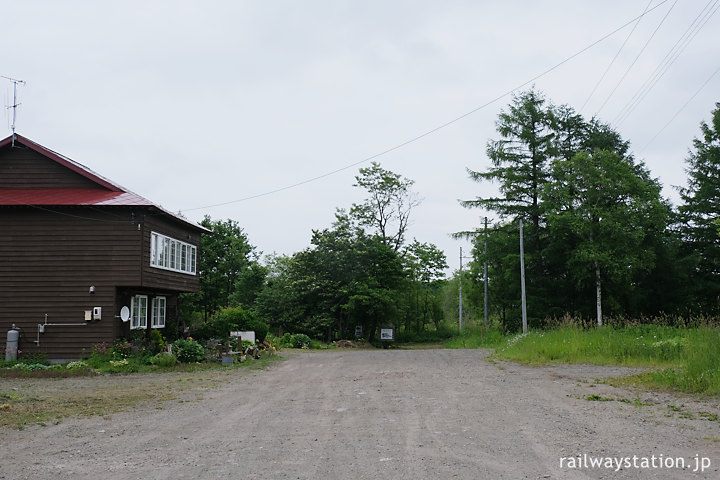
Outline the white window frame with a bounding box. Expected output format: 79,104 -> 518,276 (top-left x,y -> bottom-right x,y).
151,296 -> 166,329
150,231 -> 197,275
131,295 -> 148,330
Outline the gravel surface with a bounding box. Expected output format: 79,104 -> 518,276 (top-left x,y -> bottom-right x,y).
1,349 -> 719,479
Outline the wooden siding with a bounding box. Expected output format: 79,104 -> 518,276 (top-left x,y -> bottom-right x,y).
0,207 -> 142,359
0,145 -> 99,189
140,211 -> 201,292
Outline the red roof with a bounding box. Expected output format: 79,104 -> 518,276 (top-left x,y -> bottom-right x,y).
0,188 -> 154,206
0,134 -> 207,232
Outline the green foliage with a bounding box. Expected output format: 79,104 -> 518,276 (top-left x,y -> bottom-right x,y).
149,329 -> 166,355
18,352 -> 49,366
112,339 -> 132,359
544,149 -> 669,321
172,339 -> 206,363
445,326 -> 506,349
181,216 -> 264,321
444,322 -> 720,395
350,161 -> 419,252
677,102 -> 720,313
495,325 -> 704,366
463,90 -> 554,224
192,306 -> 269,343
66,361 -> 89,370
150,352 -> 177,367
395,324 -> 456,343
461,89 -> 677,323
277,333 -> 312,349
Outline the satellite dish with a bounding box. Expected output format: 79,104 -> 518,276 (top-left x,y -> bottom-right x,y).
120,306 -> 130,322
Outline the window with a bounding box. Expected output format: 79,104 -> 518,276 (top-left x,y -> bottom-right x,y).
152,296 -> 166,328
131,295 -> 148,330
150,232 -> 197,275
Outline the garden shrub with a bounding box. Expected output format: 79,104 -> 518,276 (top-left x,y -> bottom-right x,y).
18,352 -> 49,366
191,306 -> 269,343
149,329 -> 166,355
278,333 -> 312,349
112,339 -> 132,359
172,339 -> 205,363
66,361 -> 89,370
150,352 -> 177,367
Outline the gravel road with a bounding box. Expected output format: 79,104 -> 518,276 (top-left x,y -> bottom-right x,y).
1,349 -> 719,479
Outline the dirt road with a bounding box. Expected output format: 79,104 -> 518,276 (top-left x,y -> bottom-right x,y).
1,349 -> 719,479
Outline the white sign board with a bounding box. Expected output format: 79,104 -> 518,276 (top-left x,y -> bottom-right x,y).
380,328 -> 394,341
230,331 -> 256,344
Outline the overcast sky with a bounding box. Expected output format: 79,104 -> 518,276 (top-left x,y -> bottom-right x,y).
3,1 -> 719,274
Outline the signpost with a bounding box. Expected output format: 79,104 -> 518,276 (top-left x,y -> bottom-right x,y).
380,328 -> 394,341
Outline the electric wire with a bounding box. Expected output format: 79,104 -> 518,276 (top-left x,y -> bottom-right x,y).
638,64 -> 720,154
579,0 -> 653,114
594,0 -> 679,118
613,0 -> 720,127
0,1 -> 676,223
182,0 -> 671,212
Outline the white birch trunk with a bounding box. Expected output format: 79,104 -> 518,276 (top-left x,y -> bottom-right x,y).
595,265 -> 602,326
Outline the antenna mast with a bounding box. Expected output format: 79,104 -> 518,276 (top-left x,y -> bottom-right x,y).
2,76 -> 26,147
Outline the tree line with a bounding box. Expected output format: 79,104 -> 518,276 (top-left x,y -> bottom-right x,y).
460,90 -> 719,330
181,90 -> 719,339
181,163 -> 448,343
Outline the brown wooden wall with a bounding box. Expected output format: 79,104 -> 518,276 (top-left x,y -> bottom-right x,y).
0,207 -> 142,359
0,145 -> 99,188
140,210 -> 202,292
0,206 -> 201,360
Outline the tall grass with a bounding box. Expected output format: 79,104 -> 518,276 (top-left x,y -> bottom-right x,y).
445,326 -> 506,349
447,323 -> 720,396
496,325 -> 696,366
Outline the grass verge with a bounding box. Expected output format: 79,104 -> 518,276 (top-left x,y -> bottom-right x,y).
0,354 -> 281,430
447,325 -> 720,396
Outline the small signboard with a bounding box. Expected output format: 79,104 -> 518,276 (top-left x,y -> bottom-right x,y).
230,330 -> 256,344
355,325 -> 363,337
380,328 -> 394,341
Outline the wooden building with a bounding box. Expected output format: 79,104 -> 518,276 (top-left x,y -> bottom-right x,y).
0,134 -> 207,361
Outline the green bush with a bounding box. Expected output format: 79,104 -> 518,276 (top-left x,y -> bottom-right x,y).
18,352 -> 50,366
112,339 -> 132,359
66,361 -> 89,370
191,306 -> 269,343
149,329 -> 166,355
150,352 -> 177,367
172,339 -> 205,363
278,333 -> 312,349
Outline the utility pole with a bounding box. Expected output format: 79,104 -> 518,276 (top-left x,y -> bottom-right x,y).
458,246 -> 473,330
483,217 -> 489,328
519,218 -> 528,334
459,247 -> 464,330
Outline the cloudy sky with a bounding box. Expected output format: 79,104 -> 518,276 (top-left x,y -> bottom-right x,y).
3,1 -> 718,274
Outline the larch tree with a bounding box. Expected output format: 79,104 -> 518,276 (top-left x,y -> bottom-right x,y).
677,103 -> 720,312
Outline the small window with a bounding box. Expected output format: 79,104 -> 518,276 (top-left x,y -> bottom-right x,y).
131,295 -> 148,330
169,242 -> 176,270
152,296 -> 166,328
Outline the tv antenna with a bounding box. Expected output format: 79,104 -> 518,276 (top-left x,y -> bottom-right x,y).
2,75 -> 26,147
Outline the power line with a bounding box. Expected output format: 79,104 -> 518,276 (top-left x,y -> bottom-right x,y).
613,0 -> 720,126
594,0 -> 679,117
579,0 -> 653,114
182,0 -> 671,213
638,64 -> 720,154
